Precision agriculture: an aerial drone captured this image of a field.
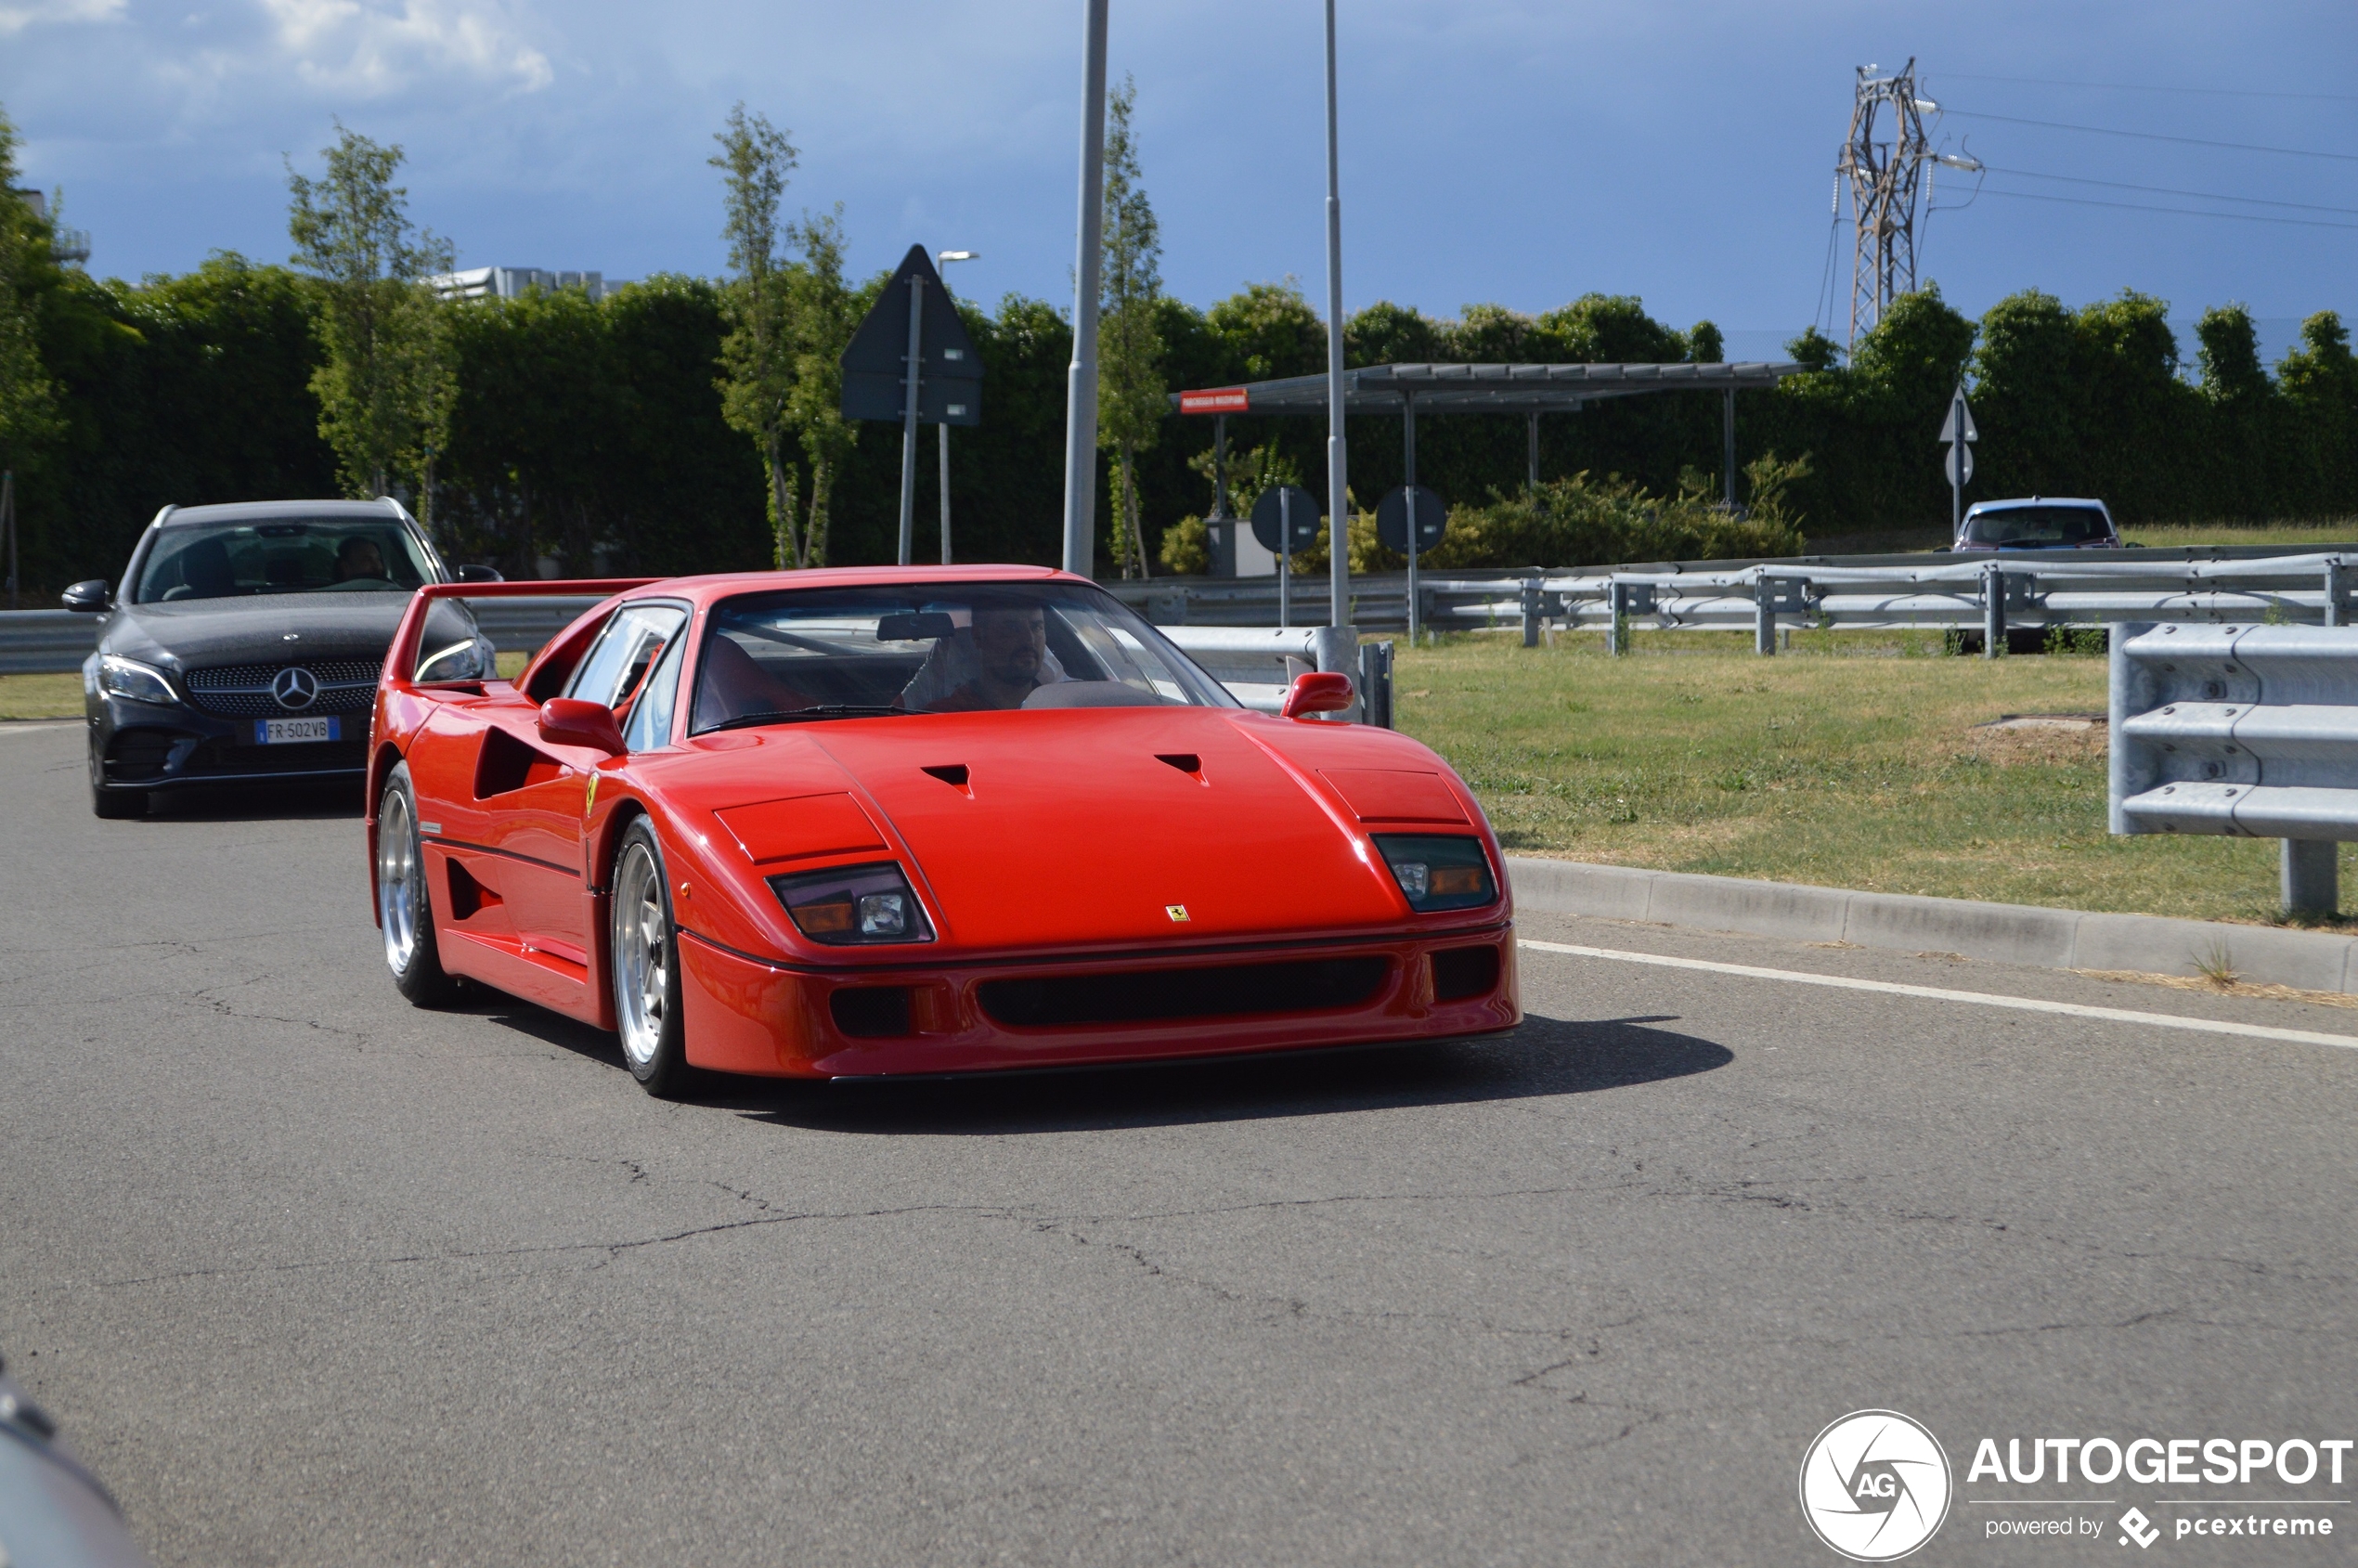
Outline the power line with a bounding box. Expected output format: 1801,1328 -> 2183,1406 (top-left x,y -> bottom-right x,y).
1976,188 -> 2358,231
1945,109 -> 2358,163
1937,71 -> 2358,105
1983,164 -> 2358,217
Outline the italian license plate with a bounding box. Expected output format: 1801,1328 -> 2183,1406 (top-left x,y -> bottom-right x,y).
253,717 -> 341,745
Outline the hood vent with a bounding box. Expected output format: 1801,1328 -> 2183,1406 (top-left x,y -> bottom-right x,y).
1156,753 -> 1203,780
921,763 -> 969,787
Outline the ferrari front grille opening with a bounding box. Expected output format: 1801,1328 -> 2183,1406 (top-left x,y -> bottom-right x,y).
831,986 -> 914,1039
978,956 -> 1389,1030
1430,943 -> 1502,1002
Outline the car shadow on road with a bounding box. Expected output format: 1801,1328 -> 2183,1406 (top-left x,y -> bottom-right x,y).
732,1013 -> 1731,1136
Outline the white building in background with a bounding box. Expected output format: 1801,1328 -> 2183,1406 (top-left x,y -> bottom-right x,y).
428,266 -> 621,302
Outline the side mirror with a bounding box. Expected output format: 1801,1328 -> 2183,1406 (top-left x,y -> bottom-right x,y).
1281,670 -> 1355,721
60,579 -> 110,613
537,697 -> 628,757
456,564 -> 504,584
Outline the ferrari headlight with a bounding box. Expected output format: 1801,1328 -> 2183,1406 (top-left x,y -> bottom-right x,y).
770,862 -> 935,945
98,654 -> 181,706
1373,834 -> 1497,913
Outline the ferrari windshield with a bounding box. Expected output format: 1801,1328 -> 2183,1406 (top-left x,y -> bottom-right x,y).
691,581 -> 1236,732
135,519 -> 436,603
1961,505 -> 2115,549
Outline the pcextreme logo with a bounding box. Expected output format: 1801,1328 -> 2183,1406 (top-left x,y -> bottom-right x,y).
1800,1410 -> 1955,1562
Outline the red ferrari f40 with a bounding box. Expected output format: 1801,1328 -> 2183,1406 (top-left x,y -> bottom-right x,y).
366,567 -> 1518,1093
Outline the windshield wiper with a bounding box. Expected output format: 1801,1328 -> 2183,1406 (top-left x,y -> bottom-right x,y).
708,705 -> 904,732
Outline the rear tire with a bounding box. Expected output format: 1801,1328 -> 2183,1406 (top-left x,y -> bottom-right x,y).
611,818 -> 694,1097
378,762 -> 459,1006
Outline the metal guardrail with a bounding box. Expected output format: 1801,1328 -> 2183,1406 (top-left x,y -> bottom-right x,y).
2110,621 -> 2358,914
0,610 -> 101,676
1159,625 -> 1395,727
1100,544 -> 2358,652
1421,551 -> 2358,657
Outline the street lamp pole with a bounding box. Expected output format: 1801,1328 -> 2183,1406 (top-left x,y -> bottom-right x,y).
1061,0 -> 1111,577
937,251 -> 978,565
1321,0 -> 1350,629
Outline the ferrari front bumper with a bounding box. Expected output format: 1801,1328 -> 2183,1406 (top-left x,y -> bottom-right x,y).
673,925 -> 1521,1078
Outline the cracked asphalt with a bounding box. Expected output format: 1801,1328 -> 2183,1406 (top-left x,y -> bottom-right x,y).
3,719 -> 2354,1566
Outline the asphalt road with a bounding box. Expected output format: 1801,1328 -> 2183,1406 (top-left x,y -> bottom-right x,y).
3,718 -> 2354,1567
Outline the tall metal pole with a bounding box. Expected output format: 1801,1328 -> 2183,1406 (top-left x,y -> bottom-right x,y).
936,249 -> 977,566
1322,0 -> 1350,629
2,471 -> 16,611
1950,383 -> 1966,539
1060,0 -> 1111,577
1404,391 -> 1419,646
1722,387 -> 1737,509
939,424 -> 952,564
897,273 -> 925,566
1278,490 -> 1293,631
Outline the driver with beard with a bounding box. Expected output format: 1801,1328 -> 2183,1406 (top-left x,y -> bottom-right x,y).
929,603 -> 1051,711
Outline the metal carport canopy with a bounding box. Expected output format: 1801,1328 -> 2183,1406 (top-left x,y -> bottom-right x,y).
1174,360 -> 1807,416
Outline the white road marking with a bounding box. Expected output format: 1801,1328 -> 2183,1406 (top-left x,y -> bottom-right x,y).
1518,939 -> 2358,1051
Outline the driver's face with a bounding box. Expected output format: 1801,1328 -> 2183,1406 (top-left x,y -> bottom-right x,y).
971,608 -> 1046,686
339,538 -> 386,579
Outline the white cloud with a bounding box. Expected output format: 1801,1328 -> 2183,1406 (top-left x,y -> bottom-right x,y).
0,0 -> 123,38
257,0 -> 552,95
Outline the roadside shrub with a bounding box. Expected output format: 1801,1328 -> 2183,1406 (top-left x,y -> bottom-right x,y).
1350,454 -> 1809,572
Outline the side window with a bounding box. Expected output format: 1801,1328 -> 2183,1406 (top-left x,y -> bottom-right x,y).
621,623 -> 689,751
564,603 -> 688,709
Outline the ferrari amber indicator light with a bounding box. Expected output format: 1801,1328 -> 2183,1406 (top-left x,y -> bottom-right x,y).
1371,834 -> 1497,914
797,900 -> 856,936
770,862 -> 935,945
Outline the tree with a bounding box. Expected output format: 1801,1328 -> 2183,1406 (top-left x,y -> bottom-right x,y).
0,104 -> 58,473
710,103 -> 809,566
286,124 -> 455,510
1095,76 -> 1165,579
784,204 -> 854,567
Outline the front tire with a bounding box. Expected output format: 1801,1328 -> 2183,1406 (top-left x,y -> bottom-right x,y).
611,819 -> 694,1096
378,762 -> 459,1005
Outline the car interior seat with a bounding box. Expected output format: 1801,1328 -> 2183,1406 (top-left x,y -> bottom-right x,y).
692,633 -> 813,731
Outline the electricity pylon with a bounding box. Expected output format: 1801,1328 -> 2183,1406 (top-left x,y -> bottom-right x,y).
1838,59 -> 1933,349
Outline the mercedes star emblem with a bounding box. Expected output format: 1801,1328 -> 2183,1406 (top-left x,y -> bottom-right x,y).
271,667 -> 321,710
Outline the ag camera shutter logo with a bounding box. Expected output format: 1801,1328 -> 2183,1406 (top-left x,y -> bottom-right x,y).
1799,1410 -> 1953,1561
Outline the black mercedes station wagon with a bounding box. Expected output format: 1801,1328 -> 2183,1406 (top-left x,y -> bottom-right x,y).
63,499 -> 498,818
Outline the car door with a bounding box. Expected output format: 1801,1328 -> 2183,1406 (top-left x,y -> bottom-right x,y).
481,601 -> 688,978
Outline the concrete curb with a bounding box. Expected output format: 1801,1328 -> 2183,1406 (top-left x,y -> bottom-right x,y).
1505,857 -> 2358,994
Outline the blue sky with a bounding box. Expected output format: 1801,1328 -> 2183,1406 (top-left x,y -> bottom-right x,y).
5,1 -> 2355,364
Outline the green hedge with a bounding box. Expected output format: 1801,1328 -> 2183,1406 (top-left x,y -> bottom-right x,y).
8,261 -> 2357,592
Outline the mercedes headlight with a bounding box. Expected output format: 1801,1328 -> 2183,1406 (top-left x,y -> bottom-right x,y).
769,862 -> 935,945
1374,834 -> 1497,913
416,635 -> 497,683
97,654 -> 180,706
